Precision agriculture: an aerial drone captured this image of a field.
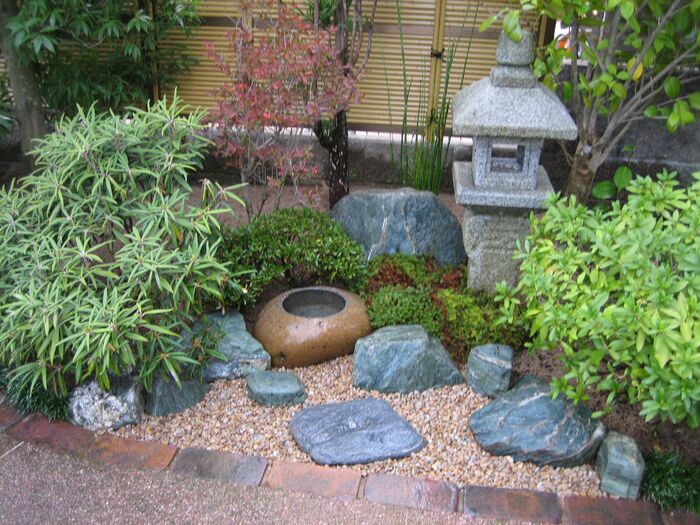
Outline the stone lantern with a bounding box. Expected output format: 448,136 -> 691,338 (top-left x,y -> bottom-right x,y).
452,30 -> 577,290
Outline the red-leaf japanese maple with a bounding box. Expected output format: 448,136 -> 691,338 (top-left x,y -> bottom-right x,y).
206,0 -> 359,219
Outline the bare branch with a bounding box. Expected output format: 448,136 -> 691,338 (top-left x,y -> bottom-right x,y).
355,0 -> 378,75
622,0 -> 685,96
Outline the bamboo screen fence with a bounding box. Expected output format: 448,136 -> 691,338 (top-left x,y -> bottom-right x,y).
164,0 -> 547,131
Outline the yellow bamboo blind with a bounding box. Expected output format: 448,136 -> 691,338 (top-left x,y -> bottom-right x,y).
165,0 -> 538,131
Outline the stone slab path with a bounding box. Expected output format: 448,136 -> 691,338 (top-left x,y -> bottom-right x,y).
0,399 -> 697,525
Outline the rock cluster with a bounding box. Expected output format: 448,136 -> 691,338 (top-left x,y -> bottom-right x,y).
596,432 -> 645,499
145,376 -> 210,417
69,375 -> 143,432
466,344 -> 513,397
183,312 -> 271,381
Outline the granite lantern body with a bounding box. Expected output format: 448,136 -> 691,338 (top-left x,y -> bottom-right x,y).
452,31 -> 577,290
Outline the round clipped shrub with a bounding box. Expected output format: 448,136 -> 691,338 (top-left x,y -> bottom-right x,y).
498,170 -> 700,427
218,208 -> 367,307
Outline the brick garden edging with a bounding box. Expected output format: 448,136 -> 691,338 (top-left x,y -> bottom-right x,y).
1,400 -> 698,525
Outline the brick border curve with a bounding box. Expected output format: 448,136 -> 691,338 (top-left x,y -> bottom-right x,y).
1,402 -> 697,524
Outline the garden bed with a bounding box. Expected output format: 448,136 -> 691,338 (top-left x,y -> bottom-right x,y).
114,354 -> 603,496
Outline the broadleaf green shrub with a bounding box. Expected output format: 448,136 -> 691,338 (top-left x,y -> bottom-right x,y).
498,170 -> 700,427
0,95 -> 242,399
218,208 -> 367,307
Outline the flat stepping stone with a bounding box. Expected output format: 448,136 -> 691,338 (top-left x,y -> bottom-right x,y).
290,398 -> 426,465
469,375 -> 606,467
246,370 -> 307,406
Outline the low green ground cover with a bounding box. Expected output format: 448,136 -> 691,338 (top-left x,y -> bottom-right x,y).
643,452 -> 700,513
362,254 -> 527,363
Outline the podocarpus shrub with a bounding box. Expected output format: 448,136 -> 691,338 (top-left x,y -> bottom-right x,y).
0,95 -> 243,400
218,208 -> 367,308
498,170 -> 700,427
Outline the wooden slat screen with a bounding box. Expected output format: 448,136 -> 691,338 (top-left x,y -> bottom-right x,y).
165,0 -> 538,131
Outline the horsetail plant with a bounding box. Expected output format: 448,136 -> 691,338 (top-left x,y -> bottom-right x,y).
0,94 -> 246,403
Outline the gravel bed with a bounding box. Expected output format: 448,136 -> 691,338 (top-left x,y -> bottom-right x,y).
115,355 -> 603,496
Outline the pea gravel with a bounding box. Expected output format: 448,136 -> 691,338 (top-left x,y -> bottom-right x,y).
115,355 -> 603,496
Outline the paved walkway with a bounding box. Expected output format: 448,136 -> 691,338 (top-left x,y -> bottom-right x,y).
0,434 -> 483,525
0,403 -> 697,524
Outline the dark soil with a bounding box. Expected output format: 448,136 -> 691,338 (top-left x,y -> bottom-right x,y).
513,349 -> 700,465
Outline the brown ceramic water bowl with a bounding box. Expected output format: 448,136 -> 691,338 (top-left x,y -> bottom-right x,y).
253,286 -> 372,368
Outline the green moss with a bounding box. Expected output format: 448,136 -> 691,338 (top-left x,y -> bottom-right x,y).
643,452 -> 700,513
361,254 -> 527,363
367,285 -> 442,335
218,208 -> 367,307
437,288 -> 528,363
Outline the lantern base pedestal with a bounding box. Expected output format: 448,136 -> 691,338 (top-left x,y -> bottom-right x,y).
460,207 -> 531,291
453,161 -> 555,291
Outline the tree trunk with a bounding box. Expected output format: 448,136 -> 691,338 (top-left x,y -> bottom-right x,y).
327,109 -> 349,208
564,142 -> 604,204
0,0 -> 47,162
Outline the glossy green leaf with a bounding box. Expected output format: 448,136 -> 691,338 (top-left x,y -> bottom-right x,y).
664,76 -> 681,98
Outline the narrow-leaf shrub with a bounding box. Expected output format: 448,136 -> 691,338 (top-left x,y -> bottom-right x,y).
0,95 -> 242,398
218,208 -> 367,307
498,170 -> 700,427
643,452 -> 700,513
0,366 -> 69,421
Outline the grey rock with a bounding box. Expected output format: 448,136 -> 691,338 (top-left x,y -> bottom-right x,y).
596,432 -> 645,499
145,375 -> 210,417
69,376 -> 143,431
331,188 -> 466,266
495,30 -> 535,66
291,398 -> 426,465
353,325 -> 465,394
466,344 -> 513,397
180,312 -> 270,382
469,375 -> 606,467
246,370 -> 307,406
